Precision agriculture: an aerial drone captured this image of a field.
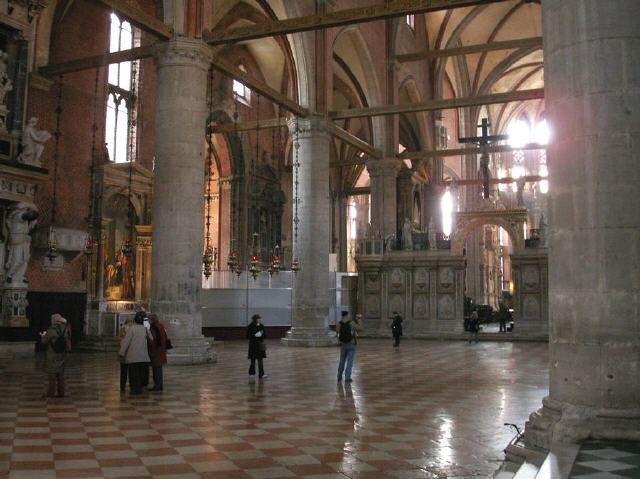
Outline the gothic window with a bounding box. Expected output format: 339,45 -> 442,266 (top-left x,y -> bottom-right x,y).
406,14 -> 415,30
105,14 -> 139,163
233,66 -> 251,105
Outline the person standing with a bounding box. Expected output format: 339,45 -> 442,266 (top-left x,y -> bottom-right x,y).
391,312 -> 403,347
247,314 -> 267,379
40,313 -> 70,398
148,313 -> 168,391
337,311 -> 362,382
498,303 -> 508,333
469,310 -> 480,343
118,317 -> 134,393
119,312 -> 153,395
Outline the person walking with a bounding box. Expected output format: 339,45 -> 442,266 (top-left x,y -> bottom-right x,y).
469,310 -> 480,343
498,303 -> 508,333
118,317 -> 134,394
148,313 -> 168,391
119,312 -> 153,395
40,313 -> 71,398
247,314 -> 267,379
337,311 -> 362,382
391,312 -> 403,347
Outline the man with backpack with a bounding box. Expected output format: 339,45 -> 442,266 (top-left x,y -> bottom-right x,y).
337,311 -> 362,383
40,313 -> 71,398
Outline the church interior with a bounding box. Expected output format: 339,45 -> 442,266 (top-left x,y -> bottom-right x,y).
0,0 -> 638,478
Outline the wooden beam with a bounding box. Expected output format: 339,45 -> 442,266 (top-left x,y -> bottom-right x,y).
401,142 -> 545,160
329,88 -> 545,119
89,0 -> 173,39
39,45 -> 155,77
328,124 -> 382,159
204,0 -> 510,45
443,175 -> 543,186
397,36 -> 542,63
211,117 -> 381,159
332,142 -> 545,166
210,117 -> 288,134
211,55 -> 309,117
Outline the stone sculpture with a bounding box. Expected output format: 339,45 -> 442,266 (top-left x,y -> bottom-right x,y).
0,50 -> 12,106
402,218 -> 413,250
17,117 -> 52,167
428,218 -> 437,251
5,203 -> 38,285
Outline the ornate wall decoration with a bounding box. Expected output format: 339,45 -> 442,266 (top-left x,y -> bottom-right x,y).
390,268 -> 405,291
365,271 -> 380,291
523,266 -> 540,291
438,295 -> 455,320
438,267 -> 454,290
413,295 -> 428,319
365,294 -> 380,317
414,268 -> 429,292
523,295 -> 541,320
388,294 -> 404,317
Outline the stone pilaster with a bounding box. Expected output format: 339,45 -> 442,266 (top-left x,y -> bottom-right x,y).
526,0 -> 640,448
150,38 -> 214,364
282,115 -> 335,347
367,159 -> 400,239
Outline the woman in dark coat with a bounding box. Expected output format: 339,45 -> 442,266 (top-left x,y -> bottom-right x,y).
247,314 -> 266,379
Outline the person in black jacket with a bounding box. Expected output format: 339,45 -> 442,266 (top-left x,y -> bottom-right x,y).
247,314 -> 266,379
391,312 -> 403,347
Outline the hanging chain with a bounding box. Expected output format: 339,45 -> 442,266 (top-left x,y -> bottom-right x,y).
51,75 -> 64,226
203,65 -> 214,278
85,68 -> 100,254
123,58 -> 138,256
293,118 -> 300,247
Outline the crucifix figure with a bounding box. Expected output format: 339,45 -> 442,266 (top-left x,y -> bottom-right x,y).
459,118 -> 508,199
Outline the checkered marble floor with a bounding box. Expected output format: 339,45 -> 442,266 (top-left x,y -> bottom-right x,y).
0,339 -> 548,479
569,441 -> 640,478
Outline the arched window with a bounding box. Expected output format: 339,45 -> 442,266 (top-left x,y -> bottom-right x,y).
105,14 -> 139,163
233,66 -> 251,105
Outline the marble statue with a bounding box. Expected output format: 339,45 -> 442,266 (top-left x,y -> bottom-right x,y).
17,118 -> 52,167
5,203 -> 38,285
402,218 -> 413,250
0,50 -> 12,106
428,218 -> 437,251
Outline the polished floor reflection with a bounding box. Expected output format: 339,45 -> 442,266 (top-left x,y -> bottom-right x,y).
0,339 -> 548,478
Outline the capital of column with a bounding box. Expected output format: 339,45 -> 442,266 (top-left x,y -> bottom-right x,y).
287,114 -> 331,140
366,158 -> 401,178
153,38 -> 212,71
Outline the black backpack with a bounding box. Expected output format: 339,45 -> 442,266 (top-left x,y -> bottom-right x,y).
338,321 -> 352,343
51,331 -> 67,353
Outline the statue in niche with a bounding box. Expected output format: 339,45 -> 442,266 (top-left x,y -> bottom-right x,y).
402,218 -> 413,250
428,218 -> 437,250
516,177 -> 526,206
17,118 -> 52,167
0,50 -> 12,107
5,203 -> 38,286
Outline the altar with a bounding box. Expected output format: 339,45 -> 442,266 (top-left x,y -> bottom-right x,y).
355,208 -> 549,339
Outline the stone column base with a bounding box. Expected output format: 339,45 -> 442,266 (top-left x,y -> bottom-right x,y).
167,336 -> 217,364
525,396 -> 640,451
167,337 -> 216,365
281,327 -> 337,347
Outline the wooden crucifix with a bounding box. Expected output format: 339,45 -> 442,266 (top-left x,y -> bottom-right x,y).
458,118 -> 508,199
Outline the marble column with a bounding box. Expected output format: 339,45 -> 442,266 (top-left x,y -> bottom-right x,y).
526,0 -> 640,448
151,39 -> 214,364
367,159 -> 400,239
282,115 -> 335,346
